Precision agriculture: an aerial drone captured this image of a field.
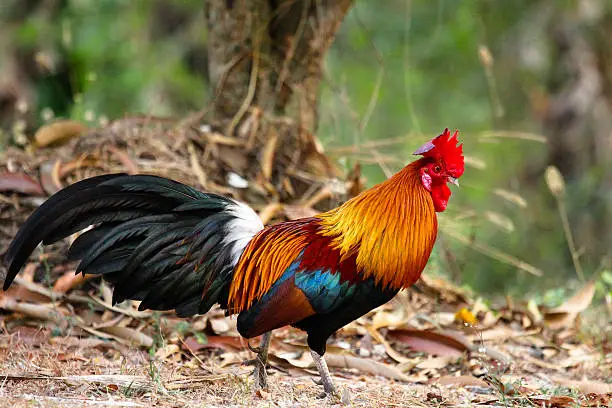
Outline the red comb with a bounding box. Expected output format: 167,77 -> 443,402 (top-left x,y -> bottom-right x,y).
413,128 -> 464,178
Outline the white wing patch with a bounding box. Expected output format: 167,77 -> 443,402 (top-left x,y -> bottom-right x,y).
224,200 -> 264,266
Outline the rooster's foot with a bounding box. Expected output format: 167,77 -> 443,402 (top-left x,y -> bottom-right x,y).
248,332 -> 272,391
310,349 -> 339,398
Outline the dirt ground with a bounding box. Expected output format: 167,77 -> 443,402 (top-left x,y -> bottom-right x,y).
0,316 -> 610,408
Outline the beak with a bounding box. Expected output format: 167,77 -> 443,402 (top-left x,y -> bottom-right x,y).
448,176 -> 459,187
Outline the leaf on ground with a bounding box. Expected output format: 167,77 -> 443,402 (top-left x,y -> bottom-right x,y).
154,344 -> 181,360
371,308 -> 407,330
52,271 -> 92,293
416,356 -> 456,370
388,329 -> 472,357
324,353 -> 417,382
209,317 -> 231,334
437,375 -> 489,388
98,326 -> 153,348
0,172 -> 44,195
366,325 -> 413,363
550,377 -> 612,394
271,350 -> 313,369
182,335 -> 245,352
33,120 -> 88,148
543,281 -> 596,330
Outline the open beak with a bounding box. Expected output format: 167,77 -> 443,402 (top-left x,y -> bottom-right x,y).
448,176 -> 459,187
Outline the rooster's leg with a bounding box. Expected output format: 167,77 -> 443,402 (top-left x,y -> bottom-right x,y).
310,349 -> 336,397
251,331 -> 272,390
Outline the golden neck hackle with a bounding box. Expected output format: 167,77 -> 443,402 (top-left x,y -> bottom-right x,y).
317,160 -> 438,290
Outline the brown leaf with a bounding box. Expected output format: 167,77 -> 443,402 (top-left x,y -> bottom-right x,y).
437,375 -> 489,388
388,329 -> 472,357
549,281 -> 596,314
182,335 -> 245,352
367,327 -> 413,364
98,326 -> 153,348
34,120 -> 87,148
543,281 -> 596,330
209,317 -> 231,334
551,377 -> 612,394
0,172 -> 44,195
324,353 -> 417,382
255,389 -> 271,399
416,356 -> 455,369
371,308 -> 407,330
52,271 -> 92,293
547,395 -> 577,408
154,344 -> 181,360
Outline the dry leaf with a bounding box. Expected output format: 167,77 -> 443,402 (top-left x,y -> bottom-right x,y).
548,281 -> 596,314
182,335 -> 245,352
388,329 -> 471,357
98,326 -> 153,348
416,356 -> 455,370
437,375 -> 489,388
209,317 -> 231,334
543,281 -> 595,330
155,344 -> 181,360
256,389 -> 271,399
52,271 -> 92,293
551,377 -> 612,394
34,120 -> 87,148
324,354 -> 416,382
367,327 -> 412,364
0,172 -> 44,195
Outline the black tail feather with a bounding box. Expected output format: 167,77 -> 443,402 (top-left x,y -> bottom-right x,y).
2,174 -> 259,316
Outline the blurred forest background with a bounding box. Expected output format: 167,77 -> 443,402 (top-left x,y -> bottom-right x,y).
0,0 -> 611,308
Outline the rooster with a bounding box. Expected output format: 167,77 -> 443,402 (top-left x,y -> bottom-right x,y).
2,129 -> 463,396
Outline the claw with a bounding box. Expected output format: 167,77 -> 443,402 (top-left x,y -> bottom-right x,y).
312,377 -> 323,386
247,340 -> 261,354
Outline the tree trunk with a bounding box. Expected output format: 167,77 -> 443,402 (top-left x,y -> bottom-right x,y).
203,0 -> 353,200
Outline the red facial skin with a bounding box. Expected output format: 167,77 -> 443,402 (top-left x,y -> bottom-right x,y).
414,128 -> 464,212
419,160 -> 452,212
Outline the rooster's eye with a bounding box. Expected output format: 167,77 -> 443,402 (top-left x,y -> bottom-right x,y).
433,165 -> 441,174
